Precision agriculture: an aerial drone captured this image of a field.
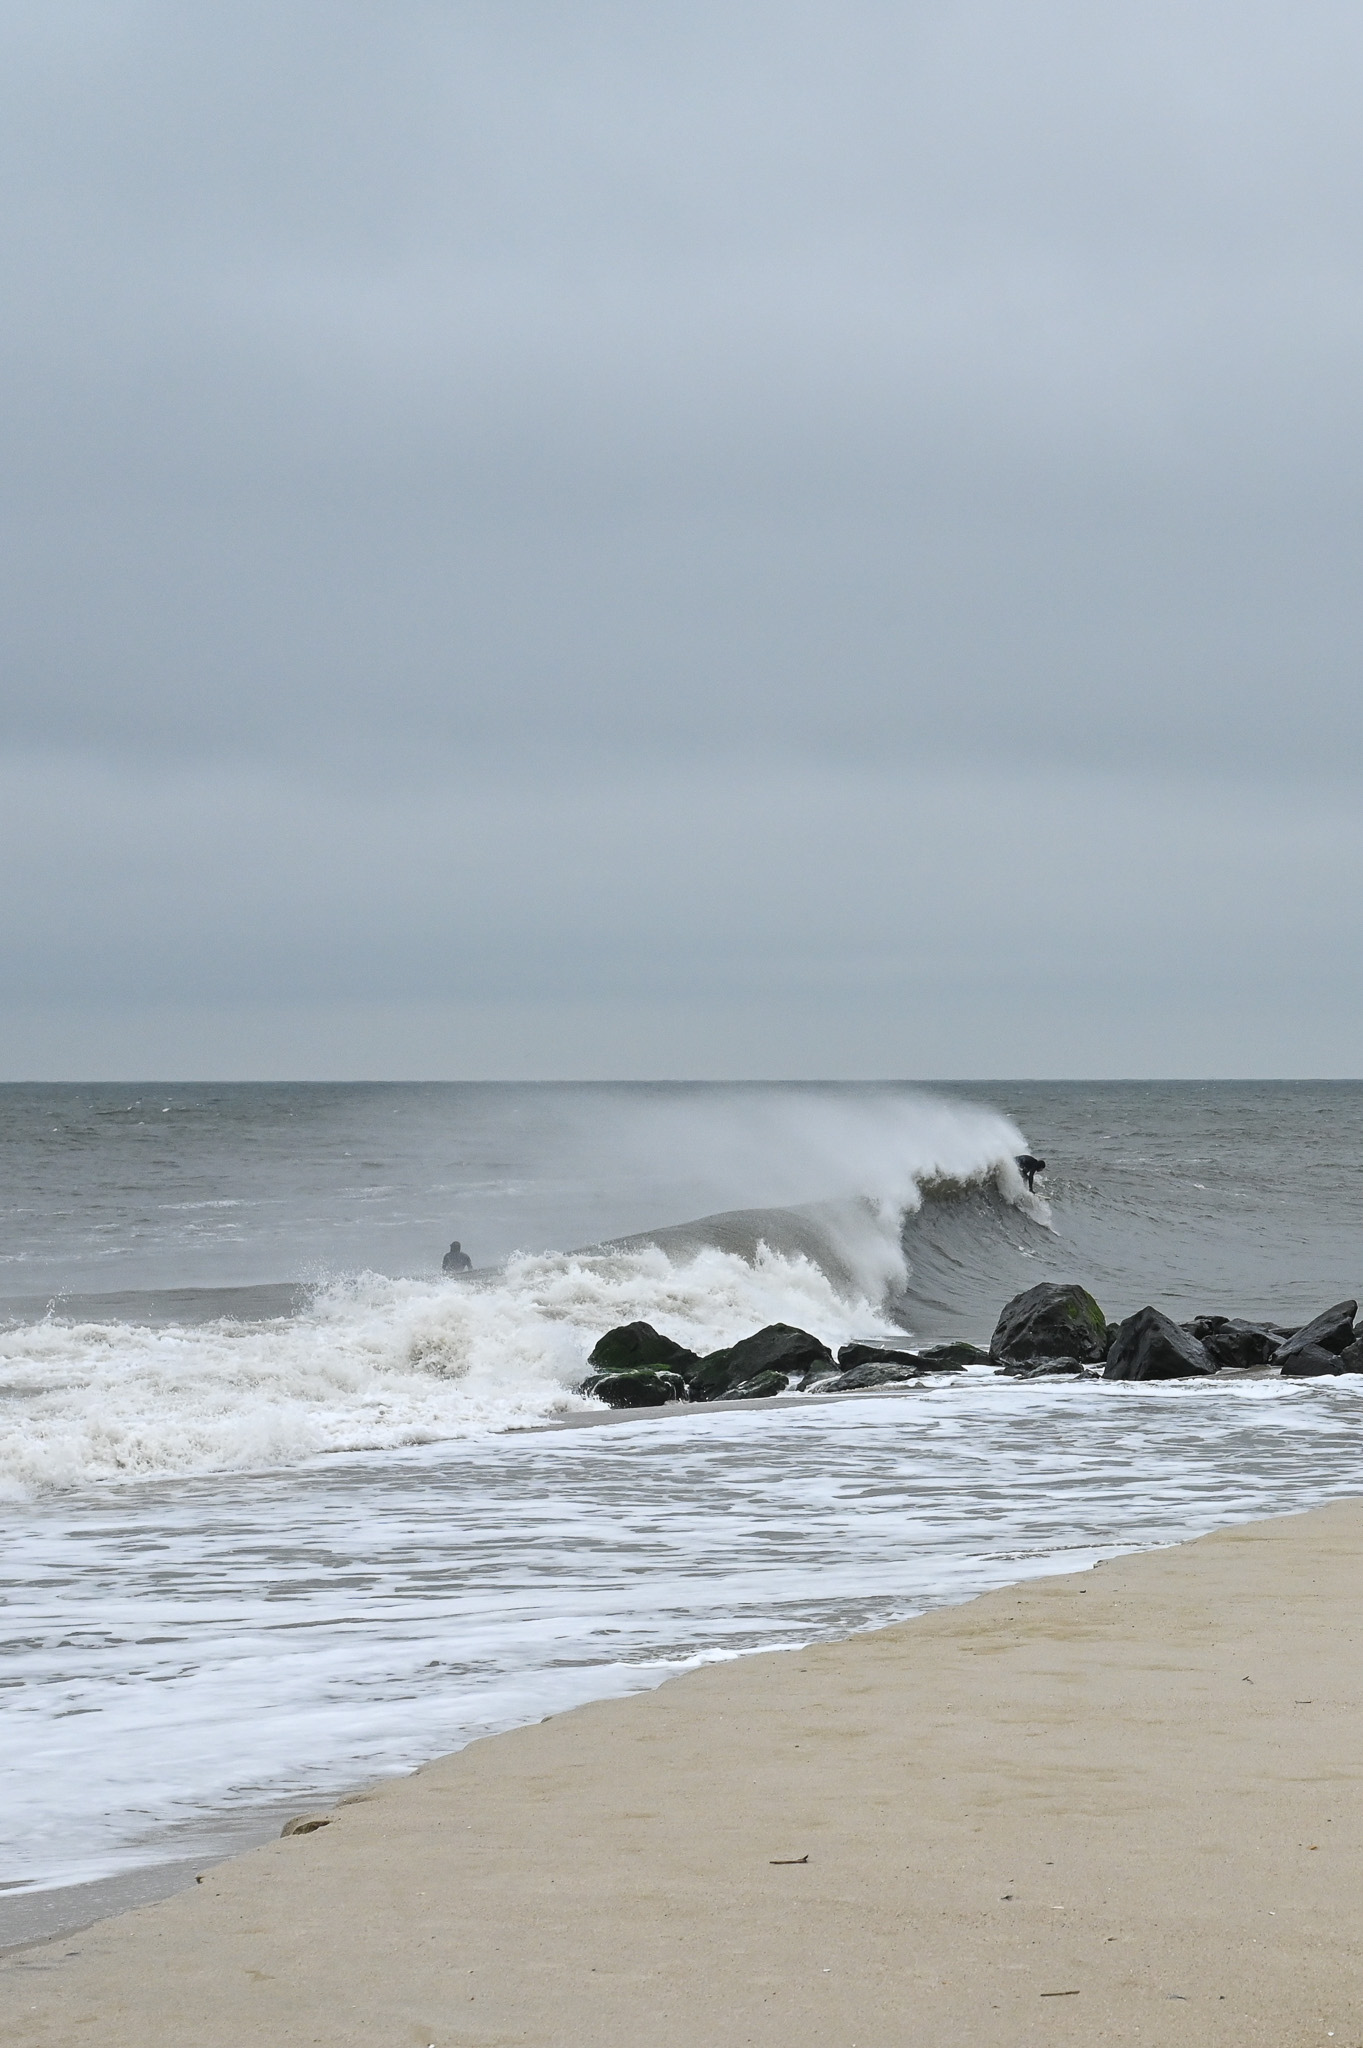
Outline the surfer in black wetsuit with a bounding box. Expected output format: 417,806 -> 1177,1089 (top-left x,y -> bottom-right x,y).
1016,1154 -> 1045,1193
442,1240 -> 472,1274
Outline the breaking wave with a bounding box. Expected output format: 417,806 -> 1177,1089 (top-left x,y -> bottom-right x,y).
0,1092 -> 1040,1495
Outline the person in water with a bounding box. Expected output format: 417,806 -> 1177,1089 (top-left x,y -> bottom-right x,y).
442,1240 -> 472,1274
1015,1154 -> 1046,1193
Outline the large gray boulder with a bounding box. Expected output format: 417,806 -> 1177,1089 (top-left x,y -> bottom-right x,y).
1279,1346 -> 1354,1379
1274,1300 -> 1357,1366
1103,1307 -> 1215,1381
586,1321 -> 700,1376
989,1283 -> 1109,1369
689,1324 -> 834,1403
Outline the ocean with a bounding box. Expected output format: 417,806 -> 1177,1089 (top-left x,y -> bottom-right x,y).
4,1080 -> 1363,1936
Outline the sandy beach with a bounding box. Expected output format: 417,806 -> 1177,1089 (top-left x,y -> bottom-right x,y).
6,1498 -> 1363,2046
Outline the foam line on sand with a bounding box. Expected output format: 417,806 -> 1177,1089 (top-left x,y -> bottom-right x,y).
6,1499 -> 1363,2046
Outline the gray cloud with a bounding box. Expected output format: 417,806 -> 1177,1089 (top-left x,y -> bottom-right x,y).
2,3 -> 1361,1073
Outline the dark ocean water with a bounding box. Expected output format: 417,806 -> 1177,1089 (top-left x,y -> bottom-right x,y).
3,1081 -> 1362,1918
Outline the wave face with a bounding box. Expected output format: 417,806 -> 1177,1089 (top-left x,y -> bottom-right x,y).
0,1090 -> 1030,1495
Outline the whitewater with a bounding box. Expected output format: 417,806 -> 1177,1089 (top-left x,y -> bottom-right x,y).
4,1080 -> 1363,1930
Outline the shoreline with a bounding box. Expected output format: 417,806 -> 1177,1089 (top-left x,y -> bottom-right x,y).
0,1380 -> 993,1958
8,1497 -> 1363,2044
0,1797 -> 321,1959
3,1371 -> 1287,1954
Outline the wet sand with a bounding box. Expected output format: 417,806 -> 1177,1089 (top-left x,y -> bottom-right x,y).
6,1498 -> 1363,2046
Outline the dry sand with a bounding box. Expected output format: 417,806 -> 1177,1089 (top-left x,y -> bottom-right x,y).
6,1499 -> 1363,2047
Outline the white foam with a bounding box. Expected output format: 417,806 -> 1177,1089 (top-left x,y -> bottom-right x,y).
6,1375 -> 1363,1895
0,1244 -> 871,1495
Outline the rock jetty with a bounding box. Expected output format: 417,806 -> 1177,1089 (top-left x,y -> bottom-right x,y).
576,1287 -> 1362,1407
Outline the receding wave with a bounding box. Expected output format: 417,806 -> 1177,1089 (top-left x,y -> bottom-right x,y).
0,1093 -> 1041,1495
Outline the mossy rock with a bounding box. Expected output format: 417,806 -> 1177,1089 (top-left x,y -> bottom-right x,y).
989,1283 -> 1109,1368
586,1321 -> 700,1376
689,1324 -> 834,1402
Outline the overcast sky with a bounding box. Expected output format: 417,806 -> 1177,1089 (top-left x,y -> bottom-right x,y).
3,2 -> 1362,1079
